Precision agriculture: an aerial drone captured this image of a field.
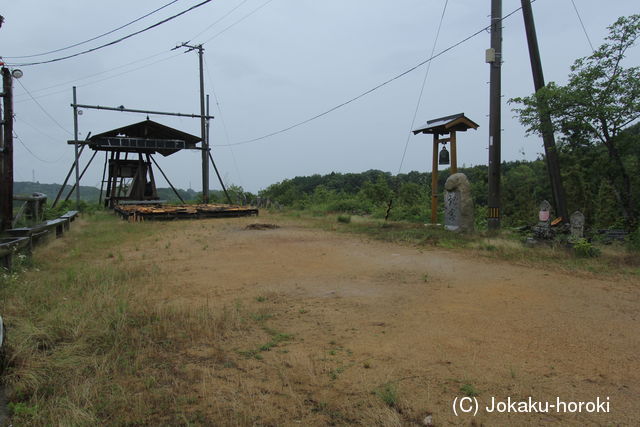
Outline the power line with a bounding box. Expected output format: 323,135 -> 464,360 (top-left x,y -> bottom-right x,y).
204,57 -> 245,188
15,51 -> 184,104
4,0 -> 180,59
214,3 -> 526,148
16,79 -> 72,135
14,50 -> 173,101
13,132 -> 66,164
189,0 -> 252,42
201,0 -> 275,44
396,0 -> 449,176
15,115 -> 66,143
570,0 -> 595,52
7,0 -> 215,67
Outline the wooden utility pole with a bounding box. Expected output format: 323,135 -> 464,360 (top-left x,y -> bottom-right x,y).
177,43 -> 209,203
0,68 -> 11,230
72,86 -> 81,208
1,68 -> 14,231
520,0 -> 569,222
487,0 -> 502,230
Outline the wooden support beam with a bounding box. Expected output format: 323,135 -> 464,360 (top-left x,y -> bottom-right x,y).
431,134 -> 439,224
450,131 -> 458,174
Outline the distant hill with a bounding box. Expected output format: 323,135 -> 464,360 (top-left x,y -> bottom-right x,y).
13,182 -> 200,203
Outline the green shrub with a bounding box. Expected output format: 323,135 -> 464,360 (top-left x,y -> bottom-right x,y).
337,215 -> 351,224
573,239 -> 601,258
628,228 -> 640,252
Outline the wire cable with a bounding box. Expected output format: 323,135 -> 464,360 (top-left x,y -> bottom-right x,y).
4,0 -> 180,59
7,0 -> 214,67
15,51 -> 185,104
570,0 -> 595,52
201,0 -> 275,44
385,0 -> 448,221
15,115 -> 67,143
13,131 -> 66,164
396,0 -> 448,176
214,3 -> 526,148
189,0 -> 252,42
204,57 -> 245,188
16,79 -> 73,135
13,49 -> 173,101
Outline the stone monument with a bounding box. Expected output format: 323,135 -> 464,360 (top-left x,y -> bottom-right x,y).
443,173 -> 474,233
569,211 -> 585,240
532,200 -> 553,240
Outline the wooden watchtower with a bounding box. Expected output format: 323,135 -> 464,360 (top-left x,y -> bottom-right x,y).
68,119 -> 201,208
413,113 -> 479,224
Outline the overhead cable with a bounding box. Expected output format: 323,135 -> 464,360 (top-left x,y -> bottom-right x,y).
201,0 -> 275,44
4,0 -> 180,59
16,79 -> 72,135
396,0 -> 449,176
189,0 -> 252,42
214,3 -> 526,147
7,0 -> 214,67
570,0 -> 595,52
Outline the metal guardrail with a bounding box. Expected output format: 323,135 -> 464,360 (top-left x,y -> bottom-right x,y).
0,210 -> 79,271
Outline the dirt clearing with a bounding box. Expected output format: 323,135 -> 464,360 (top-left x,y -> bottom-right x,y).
105,213 -> 638,426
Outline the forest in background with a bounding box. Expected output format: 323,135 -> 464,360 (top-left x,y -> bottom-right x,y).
259,122 -> 639,231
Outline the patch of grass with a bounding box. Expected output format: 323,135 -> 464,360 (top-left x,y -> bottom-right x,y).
460,383 -> 479,397
275,211 -> 639,277
239,325 -> 293,359
255,296 -> 266,302
337,214 -> 351,224
0,212 -> 246,425
374,383 -> 398,407
328,366 -> 345,380
250,312 -> 273,322
573,239 -> 601,258
8,401 -> 38,418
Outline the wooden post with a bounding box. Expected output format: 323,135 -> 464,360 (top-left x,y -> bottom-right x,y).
431,134 -> 439,224
98,151 -> 108,206
450,130 -> 458,174
1,68 -> 13,231
488,0 -> 503,230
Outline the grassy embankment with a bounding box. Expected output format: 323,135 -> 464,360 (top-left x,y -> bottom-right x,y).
279,210 -> 640,277
0,212 -> 254,424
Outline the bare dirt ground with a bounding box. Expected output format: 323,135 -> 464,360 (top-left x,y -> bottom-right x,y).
120,214 -> 639,426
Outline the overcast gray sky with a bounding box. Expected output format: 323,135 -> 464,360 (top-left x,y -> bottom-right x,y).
1,0 -> 639,194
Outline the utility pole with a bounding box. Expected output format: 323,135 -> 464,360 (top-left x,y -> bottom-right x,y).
73,86 -> 80,208
520,0 -> 569,222
1,68 -> 13,231
175,43 -> 209,203
487,0 -> 502,231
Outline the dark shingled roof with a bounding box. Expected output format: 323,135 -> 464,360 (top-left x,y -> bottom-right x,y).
83,119 -> 201,156
413,113 -> 479,135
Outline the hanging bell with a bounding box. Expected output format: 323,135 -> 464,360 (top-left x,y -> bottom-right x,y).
439,145 -> 450,165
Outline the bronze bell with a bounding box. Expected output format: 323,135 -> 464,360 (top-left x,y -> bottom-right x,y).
439,145 -> 450,165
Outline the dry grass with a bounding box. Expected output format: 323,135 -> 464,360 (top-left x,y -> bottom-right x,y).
2,211 -> 637,425
0,213 -> 251,425
281,211 -> 640,277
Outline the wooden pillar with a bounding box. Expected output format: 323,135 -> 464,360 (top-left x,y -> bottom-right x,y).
431,133 -> 439,224
1,68 -> 14,231
450,130 -> 458,174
